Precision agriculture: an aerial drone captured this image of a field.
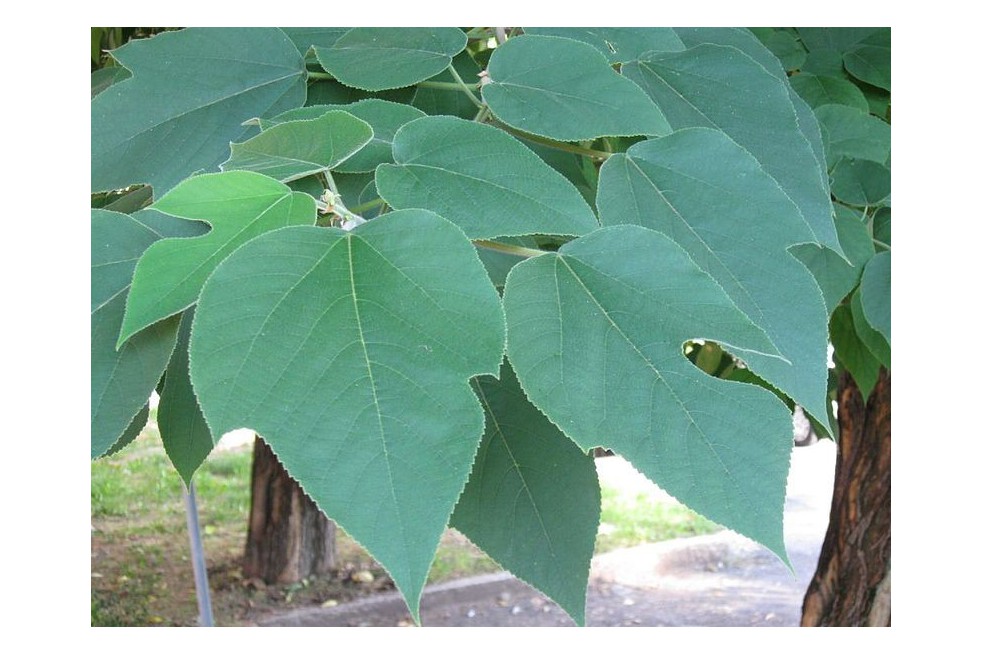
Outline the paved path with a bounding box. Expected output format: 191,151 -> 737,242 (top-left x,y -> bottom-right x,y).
261,440 -> 837,627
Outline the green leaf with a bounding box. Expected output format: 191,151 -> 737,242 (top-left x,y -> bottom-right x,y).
97,186 -> 153,214
814,104 -> 891,166
451,359 -> 601,626
503,225 -> 793,564
757,29 -> 807,71
188,210 -> 505,622
92,28 -> 306,195
851,288 -> 891,369
789,249 -> 851,317
790,73 -> 869,112
672,27 -> 788,78
623,44 -> 839,254
797,27 -> 882,53
103,404 -> 149,458
376,116 -> 598,239
597,129 -> 831,430
157,308 -> 215,485
830,303 -> 882,401
92,211 -> 158,314
791,204 -> 875,314
873,207 -> 891,247
522,140 -> 597,208
222,111 -> 373,182
861,83 -> 891,121
860,252 -> 891,345
843,44 -> 891,92
91,66 -> 130,99
117,171 -> 317,347
482,35 -> 670,141
830,158 -> 891,206
312,27 -> 467,91
280,27 -> 348,54
522,27 -> 684,63
92,209 -> 180,458
669,30 -> 836,246
798,28 -> 890,93
800,50 -> 846,78
287,175 -> 326,199
261,100 -> 426,174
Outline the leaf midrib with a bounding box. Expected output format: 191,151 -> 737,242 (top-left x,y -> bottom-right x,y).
474,380 -> 557,559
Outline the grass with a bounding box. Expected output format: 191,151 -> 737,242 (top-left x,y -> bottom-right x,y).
91,428 -> 720,626
596,486 -> 720,552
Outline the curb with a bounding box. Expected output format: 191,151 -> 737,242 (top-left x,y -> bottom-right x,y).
259,571 -> 531,627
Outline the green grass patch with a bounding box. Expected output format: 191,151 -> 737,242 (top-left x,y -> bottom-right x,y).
91,428 -> 253,531
595,486 -> 720,553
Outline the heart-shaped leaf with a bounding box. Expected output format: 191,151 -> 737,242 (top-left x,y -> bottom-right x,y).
376,116 -> 598,239
260,100 -> 427,173
312,27 -> 467,91
503,225 -> 793,563
222,110 -> 373,182
482,35 -> 670,141
188,210 -> 505,621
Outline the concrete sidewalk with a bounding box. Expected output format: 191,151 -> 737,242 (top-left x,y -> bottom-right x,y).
260,440 -> 837,627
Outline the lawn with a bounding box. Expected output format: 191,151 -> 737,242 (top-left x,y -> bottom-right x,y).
91,421 -> 719,626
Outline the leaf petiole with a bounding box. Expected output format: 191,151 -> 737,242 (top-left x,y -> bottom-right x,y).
417,80 -> 482,92
447,63 -> 484,109
490,121 -> 613,160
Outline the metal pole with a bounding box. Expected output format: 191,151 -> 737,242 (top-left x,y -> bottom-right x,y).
183,481 -> 215,626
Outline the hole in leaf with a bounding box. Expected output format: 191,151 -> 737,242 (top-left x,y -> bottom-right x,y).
682,339 -> 742,379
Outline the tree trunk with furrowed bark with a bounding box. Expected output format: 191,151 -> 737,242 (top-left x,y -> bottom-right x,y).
801,368 -> 891,626
242,436 -> 337,584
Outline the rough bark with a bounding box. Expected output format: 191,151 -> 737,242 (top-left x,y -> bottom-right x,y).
801,368 -> 891,626
242,436 -> 337,584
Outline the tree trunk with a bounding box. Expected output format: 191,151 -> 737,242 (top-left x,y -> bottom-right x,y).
242,436 -> 337,584
801,368 -> 891,626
